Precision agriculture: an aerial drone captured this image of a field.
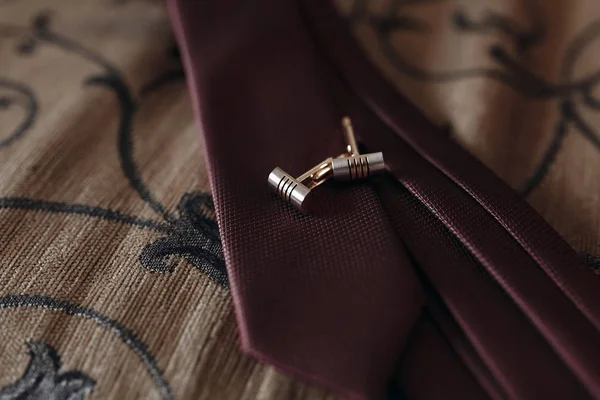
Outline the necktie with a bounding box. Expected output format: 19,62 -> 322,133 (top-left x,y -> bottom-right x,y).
169,0 -> 600,398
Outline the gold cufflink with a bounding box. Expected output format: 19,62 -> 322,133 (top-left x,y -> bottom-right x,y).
268,117 -> 385,210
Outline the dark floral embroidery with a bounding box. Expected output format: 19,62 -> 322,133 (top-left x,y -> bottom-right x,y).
141,192 -> 228,286
0,6 -> 214,400
0,12 -> 227,286
0,295 -> 172,400
0,341 -> 94,400
345,0 -> 600,197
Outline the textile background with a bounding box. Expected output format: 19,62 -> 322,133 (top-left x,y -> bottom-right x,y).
0,0 -> 598,399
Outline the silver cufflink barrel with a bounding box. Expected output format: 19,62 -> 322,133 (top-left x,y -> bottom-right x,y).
267,167 -> 311,210
331,152 -> 385,181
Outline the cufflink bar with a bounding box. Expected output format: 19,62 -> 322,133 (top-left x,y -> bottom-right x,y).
331,152 -> 385,181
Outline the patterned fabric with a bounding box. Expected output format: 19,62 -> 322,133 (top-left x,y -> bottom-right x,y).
0,1 -> 330,399
1,0 -> 599,399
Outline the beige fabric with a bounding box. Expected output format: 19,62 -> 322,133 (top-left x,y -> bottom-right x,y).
1,0 -> 599,399
0,1 -> 331,399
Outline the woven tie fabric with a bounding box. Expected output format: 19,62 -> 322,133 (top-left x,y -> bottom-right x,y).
168,1 -> 425,399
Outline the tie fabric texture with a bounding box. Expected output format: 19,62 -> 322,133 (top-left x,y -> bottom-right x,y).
169,0 -> 600,399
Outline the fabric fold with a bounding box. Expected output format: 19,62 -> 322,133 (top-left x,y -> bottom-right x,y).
301,0 -> 600,335
169,0 -> 600,398
301,0 -> 600,397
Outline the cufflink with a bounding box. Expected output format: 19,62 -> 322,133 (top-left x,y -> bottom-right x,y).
268,117 -> 385,210
268,157 -> 333,210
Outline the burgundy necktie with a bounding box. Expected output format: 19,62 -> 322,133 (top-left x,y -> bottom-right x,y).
169,0 -> 600,398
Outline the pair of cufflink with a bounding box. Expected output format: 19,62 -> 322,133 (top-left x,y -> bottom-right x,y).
268,117 -> 385,211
